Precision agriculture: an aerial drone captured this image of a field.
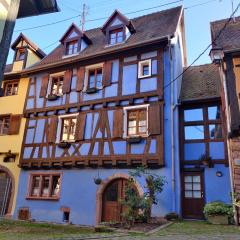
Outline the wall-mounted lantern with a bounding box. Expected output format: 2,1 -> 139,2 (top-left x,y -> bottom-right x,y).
209,47 -> 224,64
216,171 -> 223,177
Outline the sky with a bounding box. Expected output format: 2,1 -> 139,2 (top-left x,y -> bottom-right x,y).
7,0 -> 238,65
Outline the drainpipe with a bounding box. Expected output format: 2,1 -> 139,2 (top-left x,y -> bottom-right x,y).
219,62 -> 237,224
168,36 -> 176,213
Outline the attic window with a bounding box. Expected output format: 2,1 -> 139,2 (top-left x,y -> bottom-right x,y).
66,40 -> 79,55
109,28 -> 124,45
16,48 -> 26,61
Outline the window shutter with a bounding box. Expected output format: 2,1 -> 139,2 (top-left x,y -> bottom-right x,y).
102,61 -> 112,87
40,75 -> 49,98
233,57 -> 240,101
76,67 -> 85,91
75,113 -> 86,141
8,114 -> 22,135
62,70 -> 72,94
113,109 -> 123,138
48,116 -> 58,143
148,104 -> 161,135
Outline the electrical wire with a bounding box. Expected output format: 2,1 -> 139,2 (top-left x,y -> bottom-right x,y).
163,1 -> 240,90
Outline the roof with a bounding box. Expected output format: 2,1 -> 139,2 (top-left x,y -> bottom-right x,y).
17,0 -> 59,19
4,64 -> 13,74
11,33 -> 46,58
211,16 -> 240,52
180,64 -> 221,102
27,6 -> 183,72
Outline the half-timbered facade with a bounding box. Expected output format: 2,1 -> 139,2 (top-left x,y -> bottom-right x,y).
14,6 -> 186,225
0,34 -> 45,217
179,64 -> 231,220
210,16 -> 240,224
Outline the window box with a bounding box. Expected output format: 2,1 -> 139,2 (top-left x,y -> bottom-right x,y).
47,94 -> 59,101
127,136 -> 143,144
58,141 -> 71,149
86,87 -> 98,94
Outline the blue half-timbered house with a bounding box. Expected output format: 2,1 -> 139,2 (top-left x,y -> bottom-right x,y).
14,7 -> 186,225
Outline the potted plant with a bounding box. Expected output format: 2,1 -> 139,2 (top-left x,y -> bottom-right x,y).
204,201 -> 233,225
127,136 -> 142,144
94,177 -> 102,185
86,87 -> 97,94
47,94 -> 59,101
58,141 -> 71,149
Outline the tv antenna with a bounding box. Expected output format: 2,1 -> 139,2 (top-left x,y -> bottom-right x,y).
80,3 -> 89,32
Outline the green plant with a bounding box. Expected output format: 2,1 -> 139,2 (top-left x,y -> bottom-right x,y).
165,212 -> 179,221
121,167 -> 167,225
204,201 -> 233,218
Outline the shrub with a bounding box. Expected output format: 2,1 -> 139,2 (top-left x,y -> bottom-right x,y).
204,201 -> 233,218
165,212 -> 179,221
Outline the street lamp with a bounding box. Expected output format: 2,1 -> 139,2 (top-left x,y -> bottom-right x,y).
209,47 -> 224,64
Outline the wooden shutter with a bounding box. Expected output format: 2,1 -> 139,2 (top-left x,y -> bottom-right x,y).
62,70 -> 72,94
8,114 -> 22,135
48,116 -> 58,143
113,109 -> 123,138
76,67 -> 85,91
75,113 -> 86,141
233,57 -> 240,104
102,61 -> 112,87
39,75 -> 49,98
148,104 -> 161,135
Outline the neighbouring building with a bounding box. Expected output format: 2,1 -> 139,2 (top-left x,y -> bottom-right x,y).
0,33 -> 45,217
0,0 -> 59,90
13,6 -> 187,225
210,16 -> 240,224
179,64 -> 231,219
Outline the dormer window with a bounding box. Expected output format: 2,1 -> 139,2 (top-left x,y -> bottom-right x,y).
16,48 -> 26,61
109,28 -> 124,45
66,40 -> 79,55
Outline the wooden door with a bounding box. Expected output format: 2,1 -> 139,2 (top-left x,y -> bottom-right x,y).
0,172 -> 12,216
102,179 -> 127,222
182,172 -> 205,219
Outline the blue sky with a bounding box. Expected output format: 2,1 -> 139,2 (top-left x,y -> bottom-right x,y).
7,0 -> 238,65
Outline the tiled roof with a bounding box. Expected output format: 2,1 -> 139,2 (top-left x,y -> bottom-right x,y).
211,16 -> 240,52
30,6 -> 182,70
180,64 -> 221,102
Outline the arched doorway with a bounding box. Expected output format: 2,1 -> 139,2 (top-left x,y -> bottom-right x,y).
0,169 -> 13,216
102,178 -> 127,222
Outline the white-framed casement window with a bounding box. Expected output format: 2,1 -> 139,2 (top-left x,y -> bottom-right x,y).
47,71 -> 65,97
138,59 -> 152,78
56,113 -> 78,143
83,63 -> 104,91
123,105 -> 149,138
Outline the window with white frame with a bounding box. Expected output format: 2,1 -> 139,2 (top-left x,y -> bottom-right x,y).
57,114 -> 78,143
124,105 -> 149,137
138,59 -> 152,78
47,72 -> 65,97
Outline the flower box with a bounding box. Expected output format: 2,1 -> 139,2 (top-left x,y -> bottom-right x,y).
86,87 -> 97,94
127,136 -> 143,144
47,94 -> 59,101
207,215 -> 229,225
58,142 -> 71,149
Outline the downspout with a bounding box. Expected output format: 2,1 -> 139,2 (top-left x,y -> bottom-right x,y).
168,36 -> 176,212
219,62 -> 237,223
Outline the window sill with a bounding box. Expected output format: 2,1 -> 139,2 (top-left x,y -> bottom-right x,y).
138,74 -> 152,79
47,94 -> 60,101
126,136 -> 144,143
62,53 -> 80,59
26,196 -> 60,201
85,87 -> 98,94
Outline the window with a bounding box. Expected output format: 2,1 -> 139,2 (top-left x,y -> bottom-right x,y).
88,68 -> 103,89
182,105 -> 225,161
51,76 -> 64,95
138,60 -> 152,78
109,28 -> 124,45
0,116 -> 10,135
4,81 -> 19,96
16,49 -> 26,61
66,40 -> 79,55
127,108 -> 147,137
28,174 -> 61,200
61,117 -> 77,142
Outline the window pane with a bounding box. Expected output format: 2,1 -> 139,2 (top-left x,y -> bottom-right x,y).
31,176 -> 40,196
185,191 -> 192,198
142,65 -> 149,76
185,183 -> 192,190
209,124 -> 223,139
208,106 -> 220,120
209,142 -> 225,160
184,126 -> 204,140
193,183 -> 201,190
184,176 -> 192,182
128,127 -> 136,135
184,109 -> 203,122
105,182 -> 118,201
42,177 -> 50,196
193,176 -> 200,183
129,120 -> 136,127
193,191 -> 201,198
51,176 -> 60,196
69,119 -> 76,140
184,143 -> 206,160
58,77 -> 63,95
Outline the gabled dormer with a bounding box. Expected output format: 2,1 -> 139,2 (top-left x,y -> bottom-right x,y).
101,10 -> 135,46
60,23 -> 92,58
11,33 -> 46,72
